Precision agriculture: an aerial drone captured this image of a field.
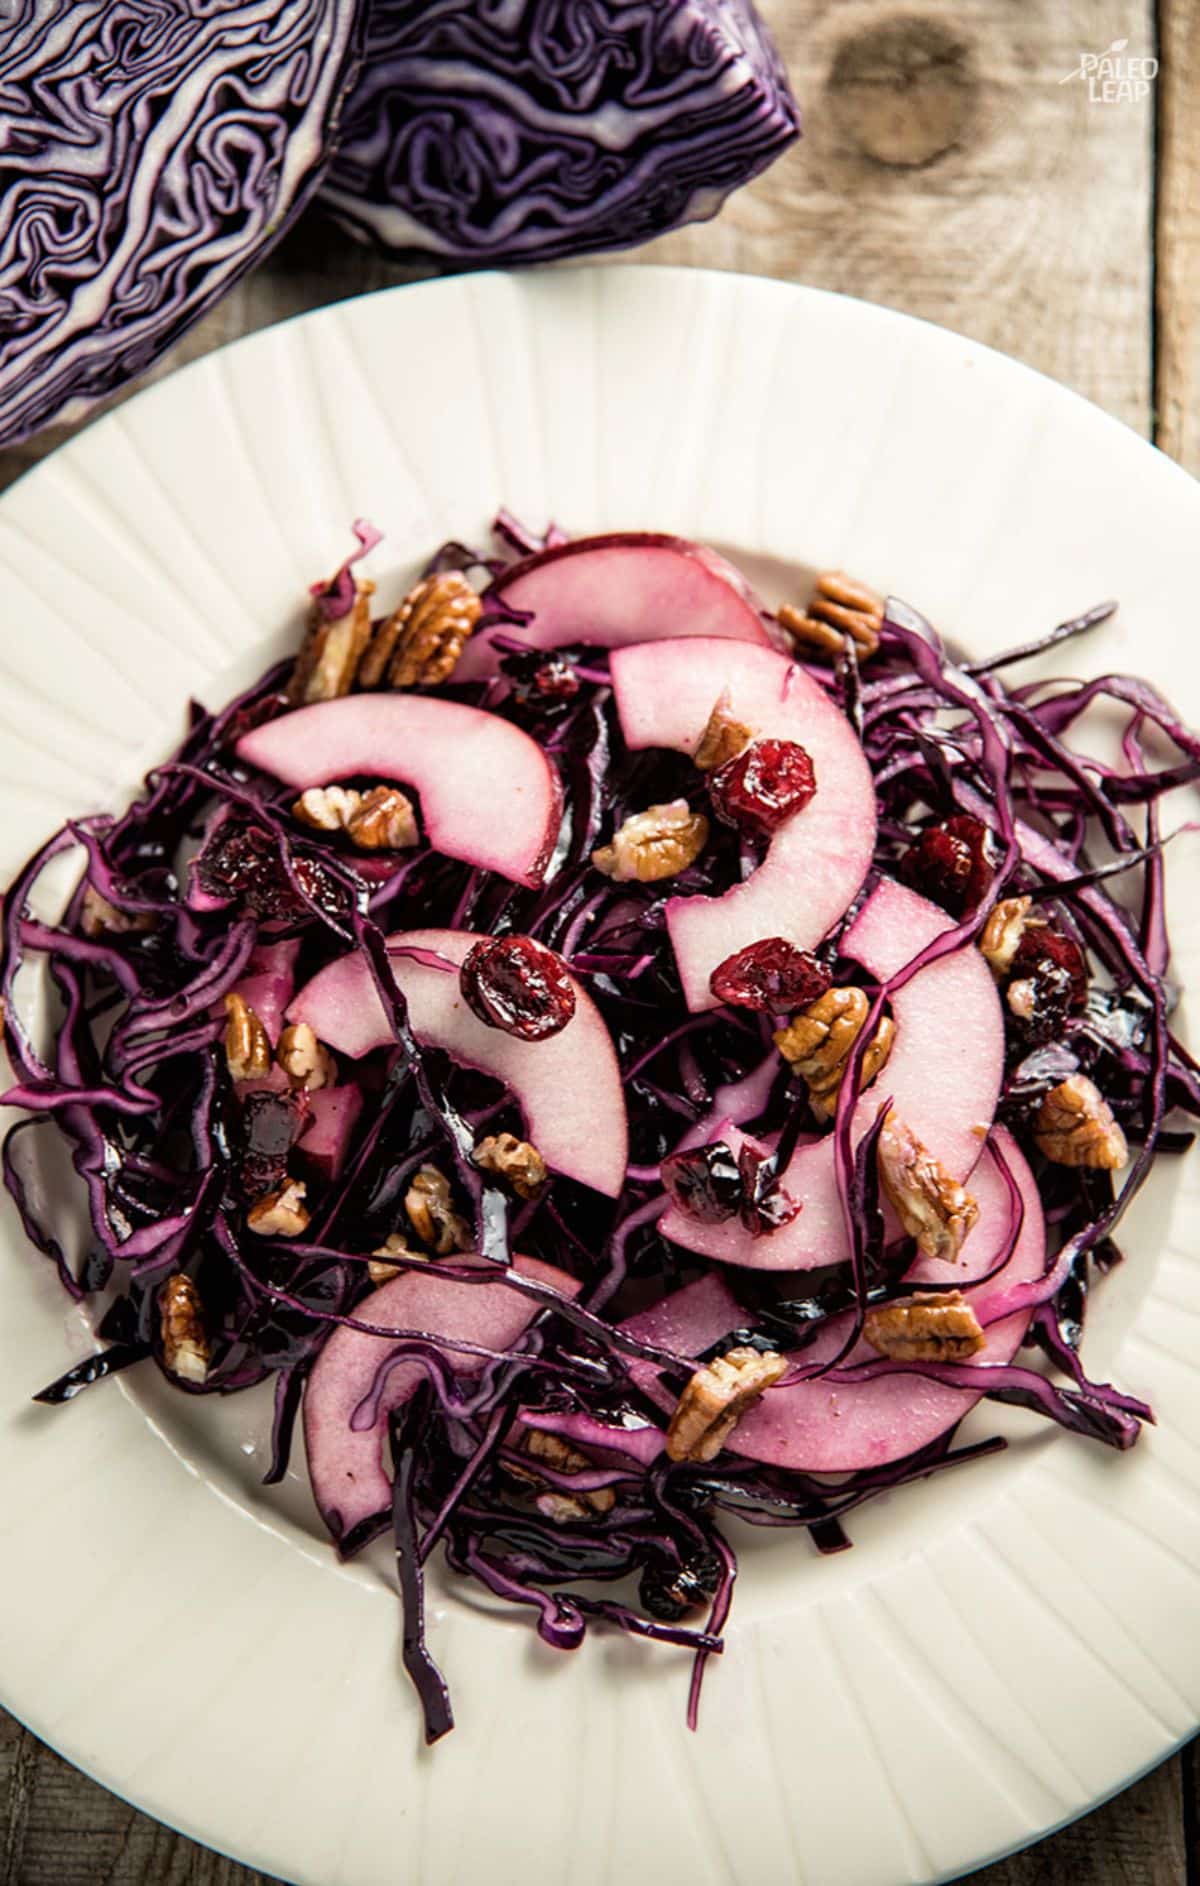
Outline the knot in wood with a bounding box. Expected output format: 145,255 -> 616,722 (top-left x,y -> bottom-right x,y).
828,17 -> 977,169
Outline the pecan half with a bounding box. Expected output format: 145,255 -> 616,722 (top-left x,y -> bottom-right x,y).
292,785 -> 364,832
289,579 -> 374,704
223,992 -> 272,1082
160,1272 -> 209,1384
774,986 -> 895,1121
592,801 -> 709,883
247,1178 -> 311,1237
665,1346 -> 788,1463
405,1164 -> 472,1254
292,783 -> 419,853
472,1132 -> 548,1199
777,571 -> 883,662
524,1429 -> 616,1518
275,1022 -> 336,1092
368,1232 -> 427,1285
863,1289 -> 985,1362
693,690 -> 756,771
1034,1074 -> 1128,1170
359,571 -> 482,689
878,1112 -> 978,1262
80,886 -> 155,939
980,895 -> 1032,978
346,785 -> 419,851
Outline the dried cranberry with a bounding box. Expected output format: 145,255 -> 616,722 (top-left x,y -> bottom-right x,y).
709,738 -> 817,836
639,1547 -> 722,1622
1006,925 -> 1088,1045
660,1141 -> 743,1224
290,852 -> 351,923
901,814 -> 997,913
737,1141 -> 801,1238
1011,927 -> 1088,1008
195,820 -> 345,924
236,1090 -> 309,1197
710,938 -> 831,1012
459,935 -> 576,1041
499,648 -> 581,705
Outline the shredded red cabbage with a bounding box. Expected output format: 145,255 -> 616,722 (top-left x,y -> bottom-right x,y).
4,517 -> 1197,1744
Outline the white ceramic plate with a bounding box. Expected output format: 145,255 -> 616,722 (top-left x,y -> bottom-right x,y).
1,267 -> 1198,1886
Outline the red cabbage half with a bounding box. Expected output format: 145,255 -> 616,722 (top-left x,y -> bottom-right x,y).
320,0 -> 800,263
0,0 -> 364,448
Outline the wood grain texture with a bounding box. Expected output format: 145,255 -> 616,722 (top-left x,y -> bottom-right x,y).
1155,0 -> 1200,474
1185,1737 -> 1199,1884
0,1715 -> 272,1885
642,0 -> 1156,433
970,1754 -> 1190,1885
0,0 -> 1195,1880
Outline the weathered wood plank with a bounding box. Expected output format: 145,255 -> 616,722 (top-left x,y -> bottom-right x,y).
0,0 -> 1179,1879
1155,0 -> 1200,475
0,1711 -> 1190,1884
0,1712 -> 275,1884
640,0 -> 1156,434
971,1750 -> 1189,1885
1186,1734 -> 1199,1884
0,0 -> 1157,499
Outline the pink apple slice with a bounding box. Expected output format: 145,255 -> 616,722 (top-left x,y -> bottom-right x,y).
288,928 -> 628,1197
660,877 -> 1004,1269
513,1406 -> 666,1470
622,1128 -> 1048,1473
304,1254 -> 580,1545
725,1128 -> 1048,1471
236,695 -> 562,889
298,1085 -> 364,1182
608,639 -> 877,1011
621,1270 -> 741,1370
235,937 -> 301,1042
454,533 -> 771,681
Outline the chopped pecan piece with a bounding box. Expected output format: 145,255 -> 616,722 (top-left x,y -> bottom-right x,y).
247,1178 -> 311,1237
693,690 -> 756,771
160,1272 -> 209,1384
538,1493 -> 597,1524
368,1232 -> 426,1285
980,895 -> 1033,978
665,1346 -> 788,1463
777,571 -> 883,662
288,579 -> 374,704
79,886 -> 155,939
776,603 -> 844,659
472,1132 -> 548,1199
405,1164 -> 472,1254
223,992 -> 272,1082
774,987 -> 894,1121
292,785 -> 364,832
1034,1074 -> 1128,1170
525,1429 -> 616,1517
863,1289 -> 985,1362
592,800 -> 709,884
346,785 -> 419,850
275,1022 -> 336,1092
292,783 -> 418,852
878,1113 -> 978,1262
359,570 -> 482,689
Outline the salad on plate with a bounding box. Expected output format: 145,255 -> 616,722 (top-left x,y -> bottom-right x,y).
4,515 -> 1197,1743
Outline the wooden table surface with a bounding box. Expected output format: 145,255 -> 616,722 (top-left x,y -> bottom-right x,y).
1,0 -> 1198,1879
